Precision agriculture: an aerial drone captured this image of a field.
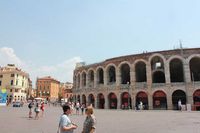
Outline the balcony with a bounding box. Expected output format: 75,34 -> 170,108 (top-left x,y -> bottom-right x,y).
6,85 -> 22,89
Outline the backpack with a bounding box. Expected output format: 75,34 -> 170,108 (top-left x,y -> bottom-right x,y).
28,103 -> 32,108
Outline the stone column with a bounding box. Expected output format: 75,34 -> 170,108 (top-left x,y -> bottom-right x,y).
146,63 -> 152,87
104,95 -> 109,109
80,74 -> 83,89
131,92 -> 136,110
184,62 -> 191,83
117,94 -> 121,109
148,92 -> 153,110
86,73 -> 89,88
116,67 -> 121,87
104,70 -> 108,86
95,96 -> 98,109
94,71 -> 97,88
167,91 -> 173,110
130,65 -> 136,86
80,94 -> 82,104
164,62 -> 171,84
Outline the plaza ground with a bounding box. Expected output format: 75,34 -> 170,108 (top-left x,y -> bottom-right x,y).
0,105 -> 200,133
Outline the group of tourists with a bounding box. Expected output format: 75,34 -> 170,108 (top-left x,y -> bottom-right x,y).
28,100 -> 45,119
57,104 -> 96,133
65,101 -> 86,115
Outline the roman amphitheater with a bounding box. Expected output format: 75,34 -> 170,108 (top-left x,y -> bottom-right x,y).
72,48 -> 200,110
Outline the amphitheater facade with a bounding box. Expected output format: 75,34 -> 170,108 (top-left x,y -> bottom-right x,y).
72,48 -> 200,110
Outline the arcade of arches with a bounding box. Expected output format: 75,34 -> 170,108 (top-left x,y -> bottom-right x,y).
74,52 -> 200,111
74,89 -> 200,110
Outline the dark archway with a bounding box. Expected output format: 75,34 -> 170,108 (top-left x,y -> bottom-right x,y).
135,62 -> 147,82
190,57 -> 200,81
120,64 -> 130,84
77,74 -> 80,88
193,89 -> 200,111
97,68 -> 104,84
108,66 -> 116,83
153,71 -> 166,83
172,90 -> 186,110
82,72 -> 87,87
108,93 -> 117,109
97,93 -> 105,109
151,56 -> 165,83
121,92 -> 131,109
170,58 -> 184,82
153,91 -> 167,110
77,95 -> 81,103
82,95 -> 86,105
88,94 -> 95,107
136,92 -> 148,110
88,70 -> 94,87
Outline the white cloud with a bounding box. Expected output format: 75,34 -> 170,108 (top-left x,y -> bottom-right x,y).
0,47 -> 25,67
0,47 -> 82,87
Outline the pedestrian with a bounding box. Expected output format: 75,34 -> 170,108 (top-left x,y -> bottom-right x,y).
57,105 -> 77,133
82,106 -> 96,133
76,102 -> 80,115
81,103 -> 85,115
40,102 -> 45,117
28,100 -> 34,118
178,99 -> 182,111
34,102 -> 40,119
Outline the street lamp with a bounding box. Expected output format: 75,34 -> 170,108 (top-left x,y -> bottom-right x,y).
127,82 -> 130,109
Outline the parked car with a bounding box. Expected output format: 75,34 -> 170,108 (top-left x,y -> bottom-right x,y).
13,101 -> 21,107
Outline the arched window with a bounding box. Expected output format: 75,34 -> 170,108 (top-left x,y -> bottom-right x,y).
190,57 -> 200,81
107,66 -> 116,83
135,62 -> 147,82
170,58 -> 184,82
120,64 -> 130,84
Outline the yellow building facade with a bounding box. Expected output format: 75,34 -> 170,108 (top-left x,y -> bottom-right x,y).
0,64 -> 29,102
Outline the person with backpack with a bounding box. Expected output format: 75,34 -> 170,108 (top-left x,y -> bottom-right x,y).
28,100 -> 34,118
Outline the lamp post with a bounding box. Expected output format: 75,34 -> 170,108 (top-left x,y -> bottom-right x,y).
127,82 -> 130,109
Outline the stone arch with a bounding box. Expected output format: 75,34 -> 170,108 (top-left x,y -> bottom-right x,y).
149,54 -> 166,83
189,56 -> 200,81
149,53 -> 166,63
82,94 -> 86,105
172,90 -> 186,110
97,93 -> 105,109
77,74 -> 81,88
136,91 -> 148,110
77,95 -> 81,102
120,91 -> 132,109
88,93 -> 95,107
135,61 -> 147,82
108,92 -> 117,109
106,64 -> 117,84
193,89 -> 200,111
153,90 -> 167,110
169,58 -> 184,82
152,71 -> 166,83
119,63 -> 131,84
81,71 -> 87,87
96,67 -> 104,84
87,69 -> 95,87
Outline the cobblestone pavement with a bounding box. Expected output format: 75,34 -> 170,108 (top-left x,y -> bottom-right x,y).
0,105 -> 200,133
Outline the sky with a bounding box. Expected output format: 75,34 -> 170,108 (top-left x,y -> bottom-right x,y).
0,0 -> 200,86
